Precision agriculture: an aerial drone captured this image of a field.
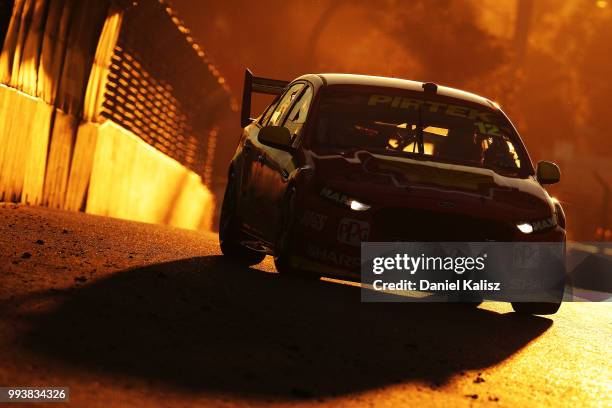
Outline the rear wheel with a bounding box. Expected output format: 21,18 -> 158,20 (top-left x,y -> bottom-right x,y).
219,171 -> 266,265
274,187 -> 319,279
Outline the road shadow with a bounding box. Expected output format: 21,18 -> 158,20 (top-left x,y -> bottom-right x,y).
14,256 -> 551,399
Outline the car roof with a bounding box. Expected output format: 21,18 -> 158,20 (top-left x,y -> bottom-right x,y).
303,73 -> 496,109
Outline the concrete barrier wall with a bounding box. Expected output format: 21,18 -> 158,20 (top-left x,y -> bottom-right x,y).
85,121 -> 213,231
43,109 -> 78,208
0,85 -> 52,204
0,2 -> 221,231
0,86 -> 214,230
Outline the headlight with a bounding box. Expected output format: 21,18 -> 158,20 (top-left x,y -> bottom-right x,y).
516,216 -> 556,234
517,223 -> 534,234
349,199 -> 370,211
320,187 -> 371,211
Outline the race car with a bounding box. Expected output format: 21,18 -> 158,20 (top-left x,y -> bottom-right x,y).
219,69 -> 566,315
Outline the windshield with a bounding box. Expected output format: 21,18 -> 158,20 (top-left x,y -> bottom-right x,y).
312,87 -> 530,177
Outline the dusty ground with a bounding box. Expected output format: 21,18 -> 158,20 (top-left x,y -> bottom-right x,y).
0,205 -> 610,407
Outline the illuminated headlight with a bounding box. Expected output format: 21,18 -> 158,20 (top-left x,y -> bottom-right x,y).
517,223 -> 534,234
349,199 -> 370,211
320,187 -> 371,211
516,216 -> 556,234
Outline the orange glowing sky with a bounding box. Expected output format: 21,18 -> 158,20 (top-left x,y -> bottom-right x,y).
172,0 -> 612,241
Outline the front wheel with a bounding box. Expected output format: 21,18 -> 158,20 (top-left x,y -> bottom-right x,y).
511,272 -> 565,315
274,187 -> 319,280
511,301 -> 562,315
219,171 -> 266,265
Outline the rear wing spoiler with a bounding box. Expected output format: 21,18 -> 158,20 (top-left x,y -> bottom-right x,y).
241,69 -> 289,128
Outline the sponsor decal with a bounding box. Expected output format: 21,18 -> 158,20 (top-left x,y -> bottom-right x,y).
475,121 -> 502,136
320,187 -> 351,206
367,94 -> 496,124
337,218 -> 370,246
301,210 -> 328,232
531,217 -> 556,232
306,243 -> 360,269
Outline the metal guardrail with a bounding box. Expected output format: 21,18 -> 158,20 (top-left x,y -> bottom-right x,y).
102,46 -> 198,167
99,0 -> 234,176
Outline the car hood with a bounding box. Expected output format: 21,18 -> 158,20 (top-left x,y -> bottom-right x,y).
306,150 -> 554,222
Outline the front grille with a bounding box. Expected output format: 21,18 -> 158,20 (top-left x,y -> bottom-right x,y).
373,208 -> 515,241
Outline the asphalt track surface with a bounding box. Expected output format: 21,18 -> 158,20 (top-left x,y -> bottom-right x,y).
0,205 -> 610,407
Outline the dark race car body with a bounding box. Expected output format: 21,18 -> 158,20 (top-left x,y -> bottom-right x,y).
219,70 -> 566,314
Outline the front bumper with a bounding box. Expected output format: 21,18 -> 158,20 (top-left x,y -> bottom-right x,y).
291,194 -> 566,280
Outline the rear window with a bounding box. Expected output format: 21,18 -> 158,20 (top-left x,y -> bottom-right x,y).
312,87 -> 530,177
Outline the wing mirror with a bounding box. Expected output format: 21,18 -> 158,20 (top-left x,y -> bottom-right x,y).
258,126 -> 293,152
536,161 -> 561,184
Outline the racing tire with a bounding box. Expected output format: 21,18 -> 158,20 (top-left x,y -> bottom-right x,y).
219,171 -> 266,266
511,301 -> 562,315
511,266 -> 565,315
274,187 -> 319,280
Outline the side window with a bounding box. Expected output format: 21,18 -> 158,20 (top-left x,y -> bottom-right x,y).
260,96 -> 280,126
284,86 -> 313,140
268,83 -> 305,127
